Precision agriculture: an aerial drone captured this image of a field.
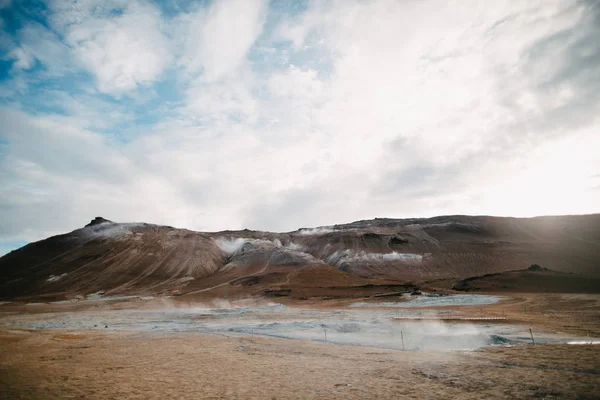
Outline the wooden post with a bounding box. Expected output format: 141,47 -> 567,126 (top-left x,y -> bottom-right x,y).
324,328 -> 327,342
529,328 -> 535,345
401,330 -> 405,350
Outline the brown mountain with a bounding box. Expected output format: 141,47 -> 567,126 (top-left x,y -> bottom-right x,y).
1,214 -> 599,300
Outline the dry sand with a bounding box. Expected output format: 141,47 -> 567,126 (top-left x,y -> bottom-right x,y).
1,293 -> 599,399
0,329 -> 598,400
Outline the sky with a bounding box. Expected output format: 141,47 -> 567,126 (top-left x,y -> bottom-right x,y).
0,0 -> 599,254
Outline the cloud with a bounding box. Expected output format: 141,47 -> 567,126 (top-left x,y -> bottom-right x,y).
0,0 -> 598,253
12,22 -> 73,75
176,0 -> 268,81
49,0 -> 171,93
183,76 -> 260,125
0,106 -> 136,240
7,46 -> 35,70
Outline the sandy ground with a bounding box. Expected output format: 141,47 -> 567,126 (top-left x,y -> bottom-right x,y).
1,293 -> 599,399
0,329 -> 598,400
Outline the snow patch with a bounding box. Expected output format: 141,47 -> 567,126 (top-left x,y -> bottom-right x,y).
78,222 -> 144,239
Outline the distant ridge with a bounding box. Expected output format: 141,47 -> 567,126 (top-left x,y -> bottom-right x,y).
1,214 -> 599,300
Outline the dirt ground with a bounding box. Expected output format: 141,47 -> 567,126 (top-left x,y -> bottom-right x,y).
1,293 -> 599,399
0,329 -> 598,400
457,293 -> 600,337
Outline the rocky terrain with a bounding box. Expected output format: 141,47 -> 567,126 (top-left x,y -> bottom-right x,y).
1,214 -> 599,300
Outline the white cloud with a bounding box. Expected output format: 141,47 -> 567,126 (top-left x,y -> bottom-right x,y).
3,21 -> 73,76
8,47 -> 35,69
177,0 -> 268,82
243,0 -> 600,229
472,126 -> 600,217
0,107 -> 215,241
1,0 -> 598,249
183,75 -> 259,125
50,0 -> 171,93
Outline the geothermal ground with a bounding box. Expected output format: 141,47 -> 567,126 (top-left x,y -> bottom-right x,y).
1,292 -> 599,399
1,215 -> 599,398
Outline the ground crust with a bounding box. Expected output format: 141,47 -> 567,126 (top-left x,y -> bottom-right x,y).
1,293 -> 599,399
1,328 -> 598,400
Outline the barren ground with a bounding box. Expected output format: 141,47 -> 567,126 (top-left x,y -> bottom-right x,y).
1,293 -> 599,399
1,330 -> 598,400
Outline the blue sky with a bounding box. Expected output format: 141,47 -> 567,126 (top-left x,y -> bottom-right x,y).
1,0 -> 599,255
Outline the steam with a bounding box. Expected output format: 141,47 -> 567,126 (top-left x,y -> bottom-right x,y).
78,222 -> 145,239
284,242 -> 305,251
350,294 -> 501,308
215,238 -> 247,254
379,252 -> 423,261
296,227 -> 336,236
214,237 -> 281,255
208,298 -> 238,309
214,237 -> 304,254
157,297 -> 285,312
4,298 -> 595,350
566,341 -> 600,345
327,249 -> 423,267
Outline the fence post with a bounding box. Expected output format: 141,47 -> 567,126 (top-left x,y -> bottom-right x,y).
401,330 -> 405,350
529,328 -> 535,345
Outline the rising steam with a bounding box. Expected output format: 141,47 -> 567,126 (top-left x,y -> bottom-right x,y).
296,227 -> 336,235
214,237 -> 304,255
214,237 -> 247,254
327,249 -> 423,267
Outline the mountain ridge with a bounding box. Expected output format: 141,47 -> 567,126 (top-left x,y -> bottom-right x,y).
1,213 -> 599,300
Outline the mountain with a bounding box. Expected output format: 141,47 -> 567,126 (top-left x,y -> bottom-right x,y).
1,214 -> 599,300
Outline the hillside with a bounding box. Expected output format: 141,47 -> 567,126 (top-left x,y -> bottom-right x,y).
453,268 -> 600,293
1,214 -> 599,300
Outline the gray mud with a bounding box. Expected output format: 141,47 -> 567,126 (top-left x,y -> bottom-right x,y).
1,300 -> 595,351
351,294 -> 501,308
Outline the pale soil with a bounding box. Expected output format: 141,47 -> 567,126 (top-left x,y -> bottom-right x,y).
1,293 -> 599,399
456,293 -> 600,337
1,329 -> 599,400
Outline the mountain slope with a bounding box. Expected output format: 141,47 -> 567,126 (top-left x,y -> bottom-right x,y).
0,219 -> 223,300
1,214 -> 599,300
